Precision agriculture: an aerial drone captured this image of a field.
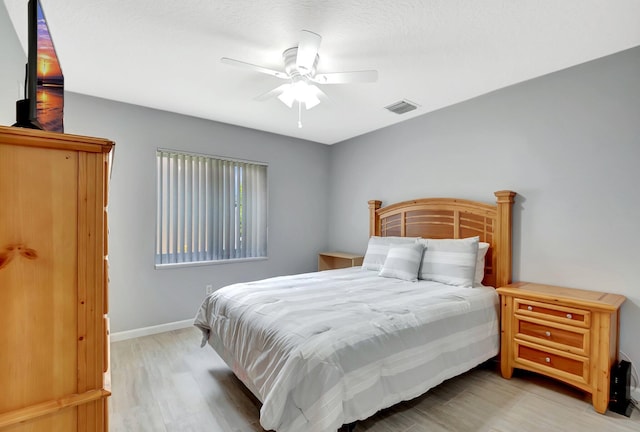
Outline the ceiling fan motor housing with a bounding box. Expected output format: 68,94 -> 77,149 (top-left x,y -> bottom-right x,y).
283,47 -> 318,78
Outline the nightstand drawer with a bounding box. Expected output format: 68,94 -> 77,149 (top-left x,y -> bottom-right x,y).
516,341 -> 589,384
517,318 -> 588,355
514,298 -> 589,328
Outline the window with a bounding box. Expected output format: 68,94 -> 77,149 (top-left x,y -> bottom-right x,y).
156,149 -> 267,266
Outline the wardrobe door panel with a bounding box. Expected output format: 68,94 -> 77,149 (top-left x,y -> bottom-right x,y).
0,145 -> 79,413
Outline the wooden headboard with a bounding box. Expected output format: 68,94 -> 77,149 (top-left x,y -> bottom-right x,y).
368,190 -> 516,288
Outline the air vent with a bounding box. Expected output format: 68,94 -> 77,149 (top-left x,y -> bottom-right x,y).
385,99 -> 419,114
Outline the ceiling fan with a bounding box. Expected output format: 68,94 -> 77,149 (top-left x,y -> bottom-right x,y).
221,30 -> 378,127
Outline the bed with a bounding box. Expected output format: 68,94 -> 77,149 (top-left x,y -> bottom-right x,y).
195,190 -> 516,432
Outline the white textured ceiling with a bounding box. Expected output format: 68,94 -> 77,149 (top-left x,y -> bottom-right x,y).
5,0 -> 640,144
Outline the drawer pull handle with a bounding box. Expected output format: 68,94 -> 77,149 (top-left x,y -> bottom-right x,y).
545,357 -> 551,363
566,313 -> 572,319
545,331 -> 551,337
527,306 -> 533,311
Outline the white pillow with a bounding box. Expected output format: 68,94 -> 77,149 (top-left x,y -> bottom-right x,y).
379,243 -> 424,281
418,236 -> 479,287
475,242 -> 490,286
361,236 -> 419,271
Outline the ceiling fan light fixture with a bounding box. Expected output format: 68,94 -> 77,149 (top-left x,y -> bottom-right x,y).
303,93 -> 320,110
277,87 -> 296,108
277,80 -> 321,110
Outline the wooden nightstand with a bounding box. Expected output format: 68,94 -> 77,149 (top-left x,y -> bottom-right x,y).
496,282 -> 625,414
318,252 -> 364,271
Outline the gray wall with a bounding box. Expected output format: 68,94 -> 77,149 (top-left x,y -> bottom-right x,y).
0,1 -> 28,123
64,94 -> 331,333
328,46 -> 640,372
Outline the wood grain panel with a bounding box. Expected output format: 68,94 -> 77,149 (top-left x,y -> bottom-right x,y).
404,209 -> 455,238
380,213 -> 401,236
514,298 -> 589,327
0,127 -> 112,153
0,408 -> 77,432
77,151 -> 108,429
518,319 -> 586,352
517,344 -> 586,379
0,145 -> 78,413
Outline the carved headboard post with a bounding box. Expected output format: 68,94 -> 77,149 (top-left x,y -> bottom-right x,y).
494,190 -> 516,288
368,200 -> 382,236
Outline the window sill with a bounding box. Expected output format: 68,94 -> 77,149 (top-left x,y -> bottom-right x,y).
155,256 -> 268,270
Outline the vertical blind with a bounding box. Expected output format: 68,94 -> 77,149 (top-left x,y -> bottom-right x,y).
156,150 -> 268,265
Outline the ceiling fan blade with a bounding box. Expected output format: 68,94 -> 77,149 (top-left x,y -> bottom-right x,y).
312,70 -> 378,84
254,84 -> 290,101
221,58 -> 288,79
296,30 -> 322,74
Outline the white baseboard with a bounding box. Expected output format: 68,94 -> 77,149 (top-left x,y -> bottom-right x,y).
110,319 -> 194,342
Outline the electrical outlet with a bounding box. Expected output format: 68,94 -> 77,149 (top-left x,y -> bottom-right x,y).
205,284 -> 214,295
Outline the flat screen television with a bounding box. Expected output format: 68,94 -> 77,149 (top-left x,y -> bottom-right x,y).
13,0 -> 64,133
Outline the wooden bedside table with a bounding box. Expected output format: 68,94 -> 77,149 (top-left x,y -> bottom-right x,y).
318,252 -> 364,271
496,282 -> 625,414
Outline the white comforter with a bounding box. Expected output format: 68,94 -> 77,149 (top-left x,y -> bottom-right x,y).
194,267 -> 499,432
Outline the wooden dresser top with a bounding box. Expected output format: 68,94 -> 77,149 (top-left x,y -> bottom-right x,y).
497,281 -> 626,311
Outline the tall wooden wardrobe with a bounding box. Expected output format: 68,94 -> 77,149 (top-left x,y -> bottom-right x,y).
0,125 -> 113,431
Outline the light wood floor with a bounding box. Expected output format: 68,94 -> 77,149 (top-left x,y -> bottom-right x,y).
109,327 -> 639,432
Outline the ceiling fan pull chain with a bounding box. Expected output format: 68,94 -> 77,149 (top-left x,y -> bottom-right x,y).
298,101 -> 303,128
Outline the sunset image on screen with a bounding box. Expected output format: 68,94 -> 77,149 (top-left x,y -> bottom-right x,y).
36,1 -> 64,132
36,6 -> 63,83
